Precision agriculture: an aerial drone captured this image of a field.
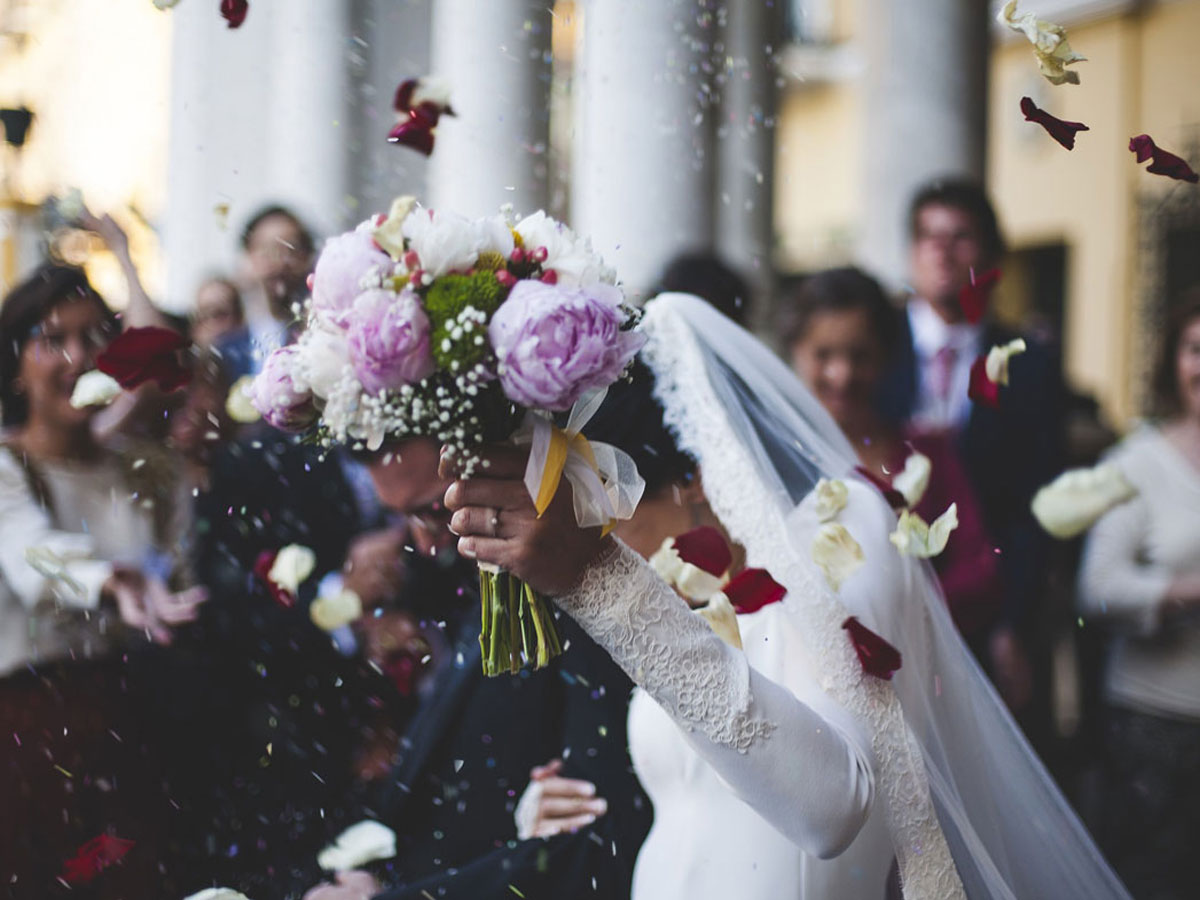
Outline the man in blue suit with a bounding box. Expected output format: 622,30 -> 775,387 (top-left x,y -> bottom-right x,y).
877,178 -> 1065,728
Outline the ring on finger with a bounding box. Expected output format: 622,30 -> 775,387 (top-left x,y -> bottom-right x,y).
488,507 -> 501,537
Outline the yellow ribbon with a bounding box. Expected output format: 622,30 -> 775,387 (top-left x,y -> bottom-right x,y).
533,425 -> 614,536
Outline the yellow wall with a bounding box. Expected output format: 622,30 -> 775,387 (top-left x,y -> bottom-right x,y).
0,0 -> 171,304
775,0 -> 1200,426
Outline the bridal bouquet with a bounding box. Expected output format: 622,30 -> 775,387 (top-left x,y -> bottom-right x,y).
250,197 -> 645,675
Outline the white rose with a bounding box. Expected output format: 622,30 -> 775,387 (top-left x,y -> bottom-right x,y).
813,478 -> 849,522
69,370 -> 122,409
268,544 -> 316,594
697,592 -> 743,649
292,318 -> 352,401
477,212 -> 516,260
310,588 -> 363,633
514,211 -> 615,287
811,523 -> 865,591
401,207 -> 484,278
890,504 -> 959,558
318,820 -> 397,872
1031,463 -> 1136,539
892,451 -> 932,509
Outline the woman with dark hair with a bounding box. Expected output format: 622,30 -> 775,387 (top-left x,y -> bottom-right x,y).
1077,290 -> 1200,898
783,267 -> 1002,641
0,263 -> 204,674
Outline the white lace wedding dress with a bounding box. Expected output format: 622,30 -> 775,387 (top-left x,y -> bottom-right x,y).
552,294 -> 1131,900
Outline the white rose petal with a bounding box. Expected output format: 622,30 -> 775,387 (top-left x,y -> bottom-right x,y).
310,588 -> 363,633
269,544 -> 316,594
813,478 -> 849,522
649,539 -> 685,584
182,889 -> 253,900
69,370 -> 122,409
998,0 -> 1087,85
411,75 -> 453,109
892,452 -> 932,509
984,339 -> 1027,386
318,820 -> 397,872
811,523 -> 865,591
890,504 -> 959,558
697,592 -> 743,649
153,0 -> 183,9
514,211 -> 615,287
373,195 -> 417,260
1031,463 -> 1137,539
225,375 -> 261,423
674,562 -> 727,603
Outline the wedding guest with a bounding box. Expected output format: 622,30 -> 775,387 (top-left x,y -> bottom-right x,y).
0,263 -> 204,675
190,275 -> 245,348
217,204 -> 315,379
784,267 -> 1002,641
1077,291 -> 1200,899
876,178 -> 1064,720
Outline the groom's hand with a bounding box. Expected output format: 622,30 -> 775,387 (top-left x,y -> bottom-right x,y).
442,444 -> 612,595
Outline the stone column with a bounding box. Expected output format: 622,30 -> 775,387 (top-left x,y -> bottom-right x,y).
715,0 -> 784,310
571,0 -> 716,296
857,0 -> 990,287
426,0 -> 552,217
266,0 -> 355,237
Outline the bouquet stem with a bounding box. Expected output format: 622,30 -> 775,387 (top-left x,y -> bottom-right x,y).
478,566 -> 562,676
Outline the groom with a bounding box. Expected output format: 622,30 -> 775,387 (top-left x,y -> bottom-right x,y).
303,439 -> 650,900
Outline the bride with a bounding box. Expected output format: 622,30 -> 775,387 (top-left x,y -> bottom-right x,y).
444,293 -> 1130,899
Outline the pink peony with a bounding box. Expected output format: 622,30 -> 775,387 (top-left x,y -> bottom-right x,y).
347,288 -> 435,395
251,346 -> 318,432
488,280 -> 643,411
311,226 -> 393,325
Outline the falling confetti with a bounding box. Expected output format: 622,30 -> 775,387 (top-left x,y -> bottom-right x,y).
1019,97 -> 1088,150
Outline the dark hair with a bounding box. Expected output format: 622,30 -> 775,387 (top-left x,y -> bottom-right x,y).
778,266 -> 899,355
1152,287 -> 1200,418
908,177 -> 1005,262
583,359 -> 696,495
240,204 -> 315,256
0,263 -> 115,427
656,252 -> 752,326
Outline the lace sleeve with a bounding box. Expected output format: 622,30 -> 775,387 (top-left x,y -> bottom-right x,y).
558,538 -> 875,859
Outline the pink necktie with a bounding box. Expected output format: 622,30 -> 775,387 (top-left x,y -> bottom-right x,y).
931,346 -> 958,403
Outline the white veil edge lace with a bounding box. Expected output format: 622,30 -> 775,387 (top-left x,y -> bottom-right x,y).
639,294 -> 1130,900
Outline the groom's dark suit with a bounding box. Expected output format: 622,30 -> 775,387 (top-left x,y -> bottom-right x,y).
364,570 -> 651,900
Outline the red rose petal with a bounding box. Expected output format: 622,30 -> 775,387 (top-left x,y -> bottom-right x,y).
220,0 -> 248,28
957,267 -> 1001,325
253,549 -> 295,609
967,354 -> 1000,408
1129,133 -> 1200,183
724,567 -> 786,615
388,118 -> 436,156
671,526 -> 733,577
1020,96 -> 1089,150
61,834 -> 136,884
842,617 -> 902,680
95,326 -> 191,392
853,466 -> 907,511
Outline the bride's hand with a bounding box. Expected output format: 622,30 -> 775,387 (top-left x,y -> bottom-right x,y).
515,758 -> 609,839
441,445 -> 612,596
105,570 -> 207,645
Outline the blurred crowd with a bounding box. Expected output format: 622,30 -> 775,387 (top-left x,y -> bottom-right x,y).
0,179 -> 1195,899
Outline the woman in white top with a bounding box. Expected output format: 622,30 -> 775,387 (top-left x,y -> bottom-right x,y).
446,295 -> 1130,899
0,263 -> 204,675
1078,293 -> 1200,899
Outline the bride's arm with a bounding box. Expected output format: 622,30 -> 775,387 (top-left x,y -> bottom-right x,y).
557,537 -> 874,859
